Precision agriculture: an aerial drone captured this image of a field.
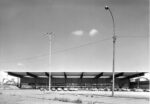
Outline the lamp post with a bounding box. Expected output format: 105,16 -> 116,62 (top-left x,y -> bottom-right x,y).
105,6 -> 116,97
46,32 -> 55,91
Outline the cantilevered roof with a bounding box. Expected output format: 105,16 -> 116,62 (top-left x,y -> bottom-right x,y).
7,72 -> 146,79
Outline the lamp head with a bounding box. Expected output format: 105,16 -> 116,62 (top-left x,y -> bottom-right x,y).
105,6 -> 109,10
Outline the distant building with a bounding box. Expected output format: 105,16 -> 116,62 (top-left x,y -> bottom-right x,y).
7,72 -> 149,90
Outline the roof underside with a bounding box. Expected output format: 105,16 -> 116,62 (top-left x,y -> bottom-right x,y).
7,72 -> 146,79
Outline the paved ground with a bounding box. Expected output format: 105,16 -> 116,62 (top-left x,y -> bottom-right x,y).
0,90 -> 149,104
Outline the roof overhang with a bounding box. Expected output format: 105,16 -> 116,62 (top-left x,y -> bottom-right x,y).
7,72 -> 147,79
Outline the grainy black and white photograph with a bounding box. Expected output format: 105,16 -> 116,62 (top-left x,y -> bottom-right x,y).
0,0 -> 149,104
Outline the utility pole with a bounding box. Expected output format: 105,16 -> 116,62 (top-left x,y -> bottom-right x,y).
45,32 -> 55,91
105,6 -> 117,97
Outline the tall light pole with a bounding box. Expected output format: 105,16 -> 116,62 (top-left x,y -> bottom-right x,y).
46,32 -> 55,91
105,6 -> 116,97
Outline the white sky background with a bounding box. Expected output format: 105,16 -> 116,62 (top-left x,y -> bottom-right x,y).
0,0 -> 149,72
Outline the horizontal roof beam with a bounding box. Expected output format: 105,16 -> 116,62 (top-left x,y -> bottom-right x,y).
109,72 -> 124,79
45,72 -> 49,77
45,72 -> 53,78
95,72 -> 103,79
80,72 -> 84,79
64,72 -> 67,79
8,72 -> 24,78
125,73 -> 145,79
115,72 -> 124,78
26,72 -> 38,78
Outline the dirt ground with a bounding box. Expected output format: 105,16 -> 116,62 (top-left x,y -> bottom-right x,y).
0,89 -> 149,104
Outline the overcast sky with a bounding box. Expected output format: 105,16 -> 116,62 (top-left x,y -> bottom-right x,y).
0,0 -> 149,72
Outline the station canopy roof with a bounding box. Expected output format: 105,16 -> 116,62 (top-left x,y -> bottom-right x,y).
7,72 -> 146,79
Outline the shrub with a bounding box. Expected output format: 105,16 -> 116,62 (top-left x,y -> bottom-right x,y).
54,97 -> 70,102
72,98 -> 82,103
53,97 -> 82,103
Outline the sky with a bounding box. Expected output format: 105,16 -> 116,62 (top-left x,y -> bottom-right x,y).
0,0 -> 149,72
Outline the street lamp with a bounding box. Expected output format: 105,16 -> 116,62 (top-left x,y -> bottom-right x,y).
105,5 -> 117,97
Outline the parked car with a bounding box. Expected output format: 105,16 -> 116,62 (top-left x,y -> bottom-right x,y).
73,88 -> 79,91
135,88 -> 144,92
63,87 -> 68,91
57,87 -> 63,91
126,88 -> 131,92
131,88 -> 143,92
85,88 -> 89,91
121,88 -> 128,91
98,88 -> 105,91
114,88 -> 118,91
104,88 -> 111,91
39,87 -> 47,91
21,85 -> 33,89
68,87 -> 78,91
68,87 -> 74,91
51,87 -> 56,91
91,88 -> 98,91
144,89 -> 150,92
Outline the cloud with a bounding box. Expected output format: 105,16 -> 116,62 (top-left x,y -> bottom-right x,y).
89,29 -> 98,36
17,62 -> 23,66
72,30 -> 84,36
